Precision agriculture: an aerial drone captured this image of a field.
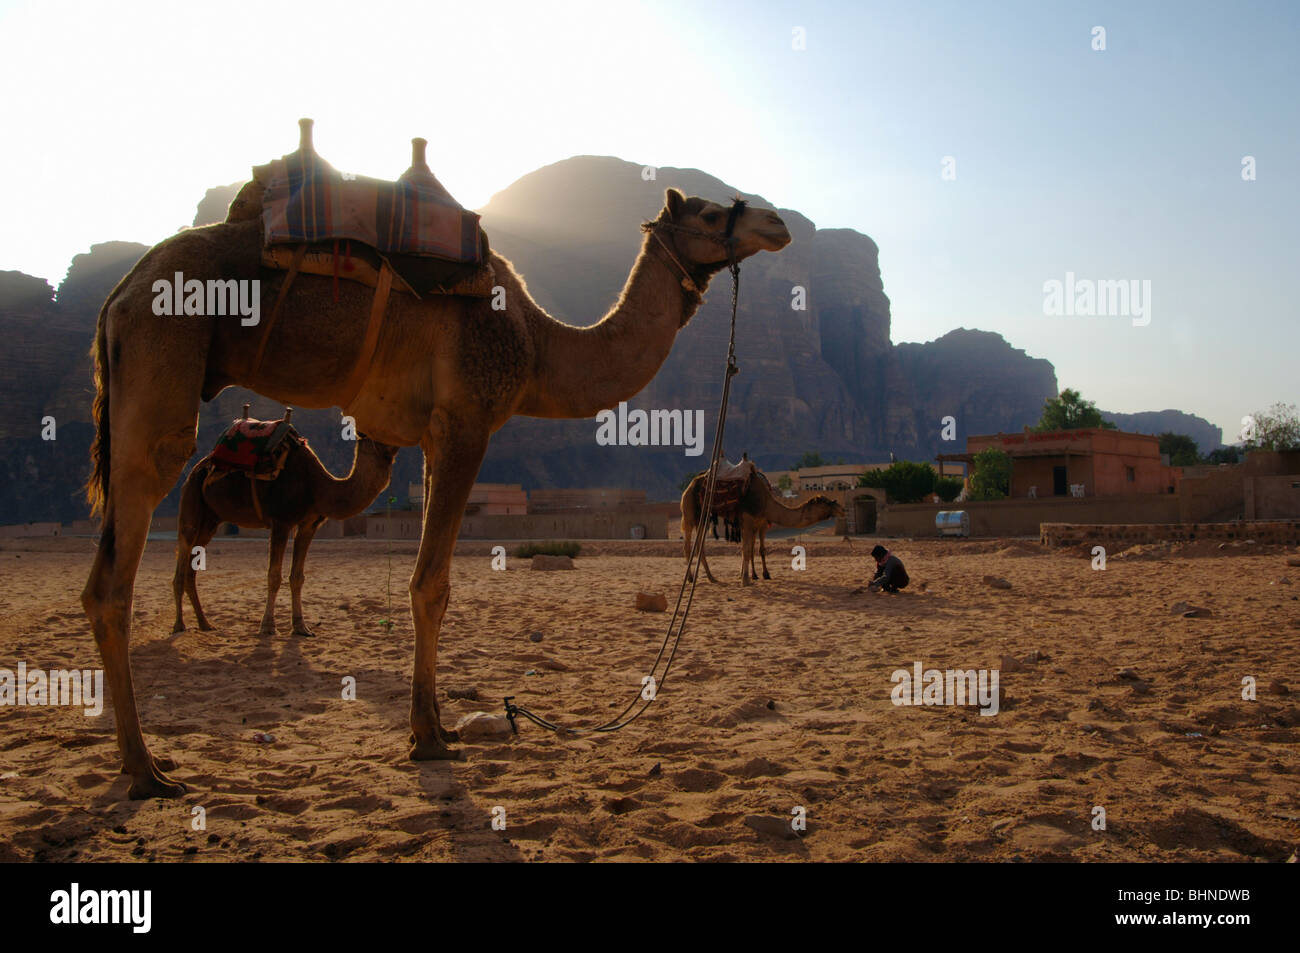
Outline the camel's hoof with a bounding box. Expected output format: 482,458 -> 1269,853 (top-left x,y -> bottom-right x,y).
291,625 -> 315,638
408,738 -> 463,761
257,624 -> 275,637
438,727 -> 460,744
127,769 -> 188,800
762,572 -> 772,580
197,621 -> 215,632
171,622 -> 185,634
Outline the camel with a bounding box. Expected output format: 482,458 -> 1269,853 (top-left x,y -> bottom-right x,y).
82,181 -> 791,798
680,468 -> 843,586
171,429 -> 399,637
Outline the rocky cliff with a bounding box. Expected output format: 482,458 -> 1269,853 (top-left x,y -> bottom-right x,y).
0,155 -> 1067,521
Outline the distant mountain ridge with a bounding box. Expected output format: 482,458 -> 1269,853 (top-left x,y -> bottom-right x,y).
0,153 -> 1215,522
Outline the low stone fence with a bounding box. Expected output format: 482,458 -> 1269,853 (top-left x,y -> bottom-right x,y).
1040,520 -> 1300,547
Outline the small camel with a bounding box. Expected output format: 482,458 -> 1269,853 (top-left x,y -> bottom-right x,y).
171,430 -> 398,637
680,467 -> 843,586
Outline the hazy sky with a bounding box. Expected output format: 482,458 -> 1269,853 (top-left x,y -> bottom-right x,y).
1,0 -> 1295,443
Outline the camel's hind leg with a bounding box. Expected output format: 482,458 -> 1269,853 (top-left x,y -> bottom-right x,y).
82,348 -> 202,799
258,523 -> 290,637
408,414 -> 489,760
289,517 -> 323,636
759,527 -> 771,580
172,468 -> 216,633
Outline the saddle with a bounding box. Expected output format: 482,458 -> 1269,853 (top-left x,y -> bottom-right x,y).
698,457 -> 757,541
200,406 -> 303,521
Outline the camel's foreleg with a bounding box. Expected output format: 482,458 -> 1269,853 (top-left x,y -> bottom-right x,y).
759,526 -> 771,580
408,415 -> 488,760
258,523 -> 290,637
289,517 -> 323,636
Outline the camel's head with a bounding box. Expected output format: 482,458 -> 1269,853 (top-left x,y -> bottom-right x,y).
654,188 -> 791,268
807,495 -> 845,519
358,435 -> 402,464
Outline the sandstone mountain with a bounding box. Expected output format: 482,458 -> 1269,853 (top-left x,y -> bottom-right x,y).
1100,409 -> 1223,452
2,155 -> 1070,522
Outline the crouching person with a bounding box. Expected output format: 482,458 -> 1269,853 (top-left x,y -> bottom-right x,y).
868,545 -> 909,593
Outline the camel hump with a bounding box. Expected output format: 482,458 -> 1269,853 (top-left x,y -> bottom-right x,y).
714,457 -> 756,483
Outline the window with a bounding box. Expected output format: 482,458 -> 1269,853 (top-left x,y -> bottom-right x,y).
1126,466 -> 1135,483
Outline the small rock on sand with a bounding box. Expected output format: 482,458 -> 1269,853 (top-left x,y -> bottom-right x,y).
635,592 -> 668,612
1025,650 -> 1050,664
446,687 -> 479,701
1182,606 -> 1212,619
1170,601 -> 1190,614
1270,680 -> 1290,696
1115,667 -> 1140,681
454,711 -> 513,742
528,630 -> 544,642
531,555 -> 575,571
743,814 -> 801,840
984,576 -> 1012,590
1000,655 -> 1025,673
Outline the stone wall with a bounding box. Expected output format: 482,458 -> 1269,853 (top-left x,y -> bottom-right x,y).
1246,475 -> 1300,520
877,495 -> 1182,538
1041,520 -> 1300,547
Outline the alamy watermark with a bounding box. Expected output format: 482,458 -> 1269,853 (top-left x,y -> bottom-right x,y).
890,661 -> 1000,716
152,272 -> 260,326
595,401 -> 705,457
0,663 -> 103,716
1043,272 -> 1151,327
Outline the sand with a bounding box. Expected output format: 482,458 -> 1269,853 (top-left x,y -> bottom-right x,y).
0,534 -> 1297,862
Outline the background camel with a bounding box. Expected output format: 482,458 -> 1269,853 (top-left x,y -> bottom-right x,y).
82,183 -> 790,798
171,433 -> 398,637
681,468 -> 843,586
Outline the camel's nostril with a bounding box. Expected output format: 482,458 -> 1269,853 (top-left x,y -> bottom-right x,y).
765,211 -> 785,226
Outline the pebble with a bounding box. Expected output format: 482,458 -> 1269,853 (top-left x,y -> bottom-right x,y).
983,576 -> 1012,590
454,711 -> 513,742
528,630 -> 544,643
635,592 -> 668,613
1000,655 -> 1025,673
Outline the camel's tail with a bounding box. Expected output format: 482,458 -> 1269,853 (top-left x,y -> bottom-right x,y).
86,288 -> 116,520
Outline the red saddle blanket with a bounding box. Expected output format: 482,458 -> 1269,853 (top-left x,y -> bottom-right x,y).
206,418 -> 302,478
698,459 -> 755,519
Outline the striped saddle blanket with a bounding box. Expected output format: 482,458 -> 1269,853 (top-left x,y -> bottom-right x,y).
206,418 -> 302,480
261,150 -> 482,264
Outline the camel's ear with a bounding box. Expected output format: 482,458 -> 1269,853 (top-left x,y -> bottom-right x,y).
664,188 -> 685,220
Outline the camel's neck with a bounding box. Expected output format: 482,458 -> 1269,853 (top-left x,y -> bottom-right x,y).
763,496 -> 827,528
320,443 -> 394,520
518,235 -> 712,418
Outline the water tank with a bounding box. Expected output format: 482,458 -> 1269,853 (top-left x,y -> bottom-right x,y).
935,510 -> 970,537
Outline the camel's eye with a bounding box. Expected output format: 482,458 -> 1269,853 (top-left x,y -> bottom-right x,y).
701,210 -> 721,226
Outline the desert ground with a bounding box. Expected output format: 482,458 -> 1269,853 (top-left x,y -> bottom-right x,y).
0,533 -> 1297,862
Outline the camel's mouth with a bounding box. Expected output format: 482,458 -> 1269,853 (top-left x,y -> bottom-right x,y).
752,210 -> 792,251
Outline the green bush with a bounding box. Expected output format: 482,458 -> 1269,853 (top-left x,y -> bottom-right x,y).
969,447 -> 1011,500
857,460 -> 937,503
512,541 -> 581,559
935,476 -> 964,502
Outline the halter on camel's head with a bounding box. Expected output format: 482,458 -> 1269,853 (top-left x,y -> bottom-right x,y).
642,188 -> 789,310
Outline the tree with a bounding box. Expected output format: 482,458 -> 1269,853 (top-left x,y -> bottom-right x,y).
1243,402 -> 1300,452
776,473 -> 794,493
1034,388 -> 1118,432
792,452 -> 826,470
1157,432 -> 1200,467
1203,446 -> 1240,465
935,476 -> 964,502
857,461 -> 936,503
969,447 -> 1011,500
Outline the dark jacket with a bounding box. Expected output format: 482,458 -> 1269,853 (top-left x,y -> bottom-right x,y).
871,553 -> 909,589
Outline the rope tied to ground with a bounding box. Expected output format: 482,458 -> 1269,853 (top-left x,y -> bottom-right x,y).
504,216 -> 745,736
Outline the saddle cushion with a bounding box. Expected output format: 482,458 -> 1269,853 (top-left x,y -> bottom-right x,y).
699,458 -> 755,520
261,151 -> 482,264
206,418 -> 302,479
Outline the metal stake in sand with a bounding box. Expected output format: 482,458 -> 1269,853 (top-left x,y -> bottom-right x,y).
379,494 -> 397,631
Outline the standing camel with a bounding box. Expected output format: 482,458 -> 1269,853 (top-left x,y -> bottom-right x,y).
82,184 -> 790,797
172,432 -> 399,637
680,468 -> 843,586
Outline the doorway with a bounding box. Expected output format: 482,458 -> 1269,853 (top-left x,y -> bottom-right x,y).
1053,466 -> 1068,496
